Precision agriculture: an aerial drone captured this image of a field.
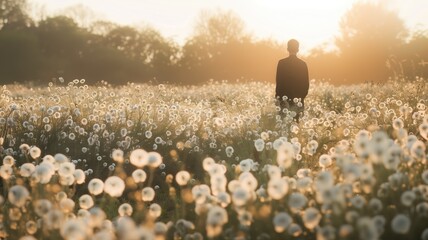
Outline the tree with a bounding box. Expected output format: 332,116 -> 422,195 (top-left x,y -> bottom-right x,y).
183,10 -> 248,61
60,4 -> 97,29
193,9 -> 247,45
103,25 -> 178,82
0,28 -> 42,83
394,30 -> 428,79
335,2 -> 407,83
0,0 -> 32,30
89,20 -> 118,36
179,10 -> 252,83
36,16 -> 91,81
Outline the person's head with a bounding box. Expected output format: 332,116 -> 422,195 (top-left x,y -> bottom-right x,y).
287,39 -> 299,55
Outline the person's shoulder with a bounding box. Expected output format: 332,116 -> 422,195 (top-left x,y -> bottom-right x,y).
277,58 -> 288,67
296,57 -> 308,67
296,57 -> 307,64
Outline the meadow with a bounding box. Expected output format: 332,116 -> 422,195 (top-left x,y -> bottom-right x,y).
0,78 -> 427,240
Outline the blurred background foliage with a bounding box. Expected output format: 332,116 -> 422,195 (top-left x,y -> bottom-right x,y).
0,0 -> 427,85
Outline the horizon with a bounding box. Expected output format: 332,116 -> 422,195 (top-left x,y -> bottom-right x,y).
28,0 -> 428,54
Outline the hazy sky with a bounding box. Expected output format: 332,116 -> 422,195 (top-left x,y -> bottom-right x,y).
29,0 -> 428,53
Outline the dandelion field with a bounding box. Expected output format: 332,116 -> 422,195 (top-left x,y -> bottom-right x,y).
1,78 -> 428,240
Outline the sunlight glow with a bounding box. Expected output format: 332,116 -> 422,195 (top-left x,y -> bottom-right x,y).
29,0 -> 428,53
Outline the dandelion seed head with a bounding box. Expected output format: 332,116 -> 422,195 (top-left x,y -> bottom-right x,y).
88,178 -> 104,195
391,214 -> 411,234
8,185 -> 30,207
142,187 -> 155,202
130,149 -> 148,167
273,212 -> 292,233
132,169 -> 147,183
3,155 -> 15,165
267,178 -> 288,200
118,203 -> 133,217
302,207 -> 321,230
149,203 -> 162,218
176,171 -> 191,186
104,176 -> 125,197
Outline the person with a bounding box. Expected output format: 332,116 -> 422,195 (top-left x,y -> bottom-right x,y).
275,39 -> 309,122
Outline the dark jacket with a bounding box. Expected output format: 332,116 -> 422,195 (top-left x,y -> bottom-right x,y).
275,55 -> 309,101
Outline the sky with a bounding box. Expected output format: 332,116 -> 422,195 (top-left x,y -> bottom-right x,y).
28,0 -> 428,53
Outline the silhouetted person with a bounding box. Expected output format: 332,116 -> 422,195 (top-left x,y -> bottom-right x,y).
275,39 -> 309,122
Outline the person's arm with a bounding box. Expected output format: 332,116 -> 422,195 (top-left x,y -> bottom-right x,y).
275,61 -> 281,98
303,63 -> 309,98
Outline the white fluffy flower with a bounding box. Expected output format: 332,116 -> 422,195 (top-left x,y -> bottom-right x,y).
149,203 -> 162,218
154,222 -> 168,235
266,165 -> 282,179
130,149 -> 148,167
210,174 -> 227,195
357,217 -> 378,240
132,169 -> 147,183
79,194 -> 94,209
58,162 -> 75,177
216,192 -> 231,207
296,168 -> 311,178
0,164 -> 13,180
268,178 -> 288,200
112,149 -> 124,163
3,155 -> 15,165
288,223 -> 302,237
232,186 -> 251,206
29,146 -> 42,159
104,176 -> 125,197
42,155 -> 55,164
319,154 -> 333,168
142,187 -> 155,202
34,199 -> 52,217
207,163 -> 227,177
276,142 -> 295,169
207,206 -> 228,226
419,122 -> 428,140
118,203 -> 133,217
239,159 -> 254,172
60,174 -> 75,186
147,151 -> 162,168
273,212 -> 292,233
288,192 -> 307,212
60,219 -> 89,240
175,171 -> 191,186
203,157 -> 215,172
239,172 -> 258,191
192,185 -> 211,204
20,163 -> 36,177
273,138 -> 286,150
302,207 -> 321,230
400,190 -> 416,207
60,198 -> 75,213
88,178 -> 104,195
254,139 -> 265,152
368,198 -> 383,213
315,171 -> 334,191
410,140 -> 426,160
34,162 -> 55,184
8,185 -> 30,207
391,214 -> 411,234
73,169 -> 85,184
54,153 -> 69,165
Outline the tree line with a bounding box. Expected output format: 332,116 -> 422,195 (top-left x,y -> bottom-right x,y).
0,0 -> 427,85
